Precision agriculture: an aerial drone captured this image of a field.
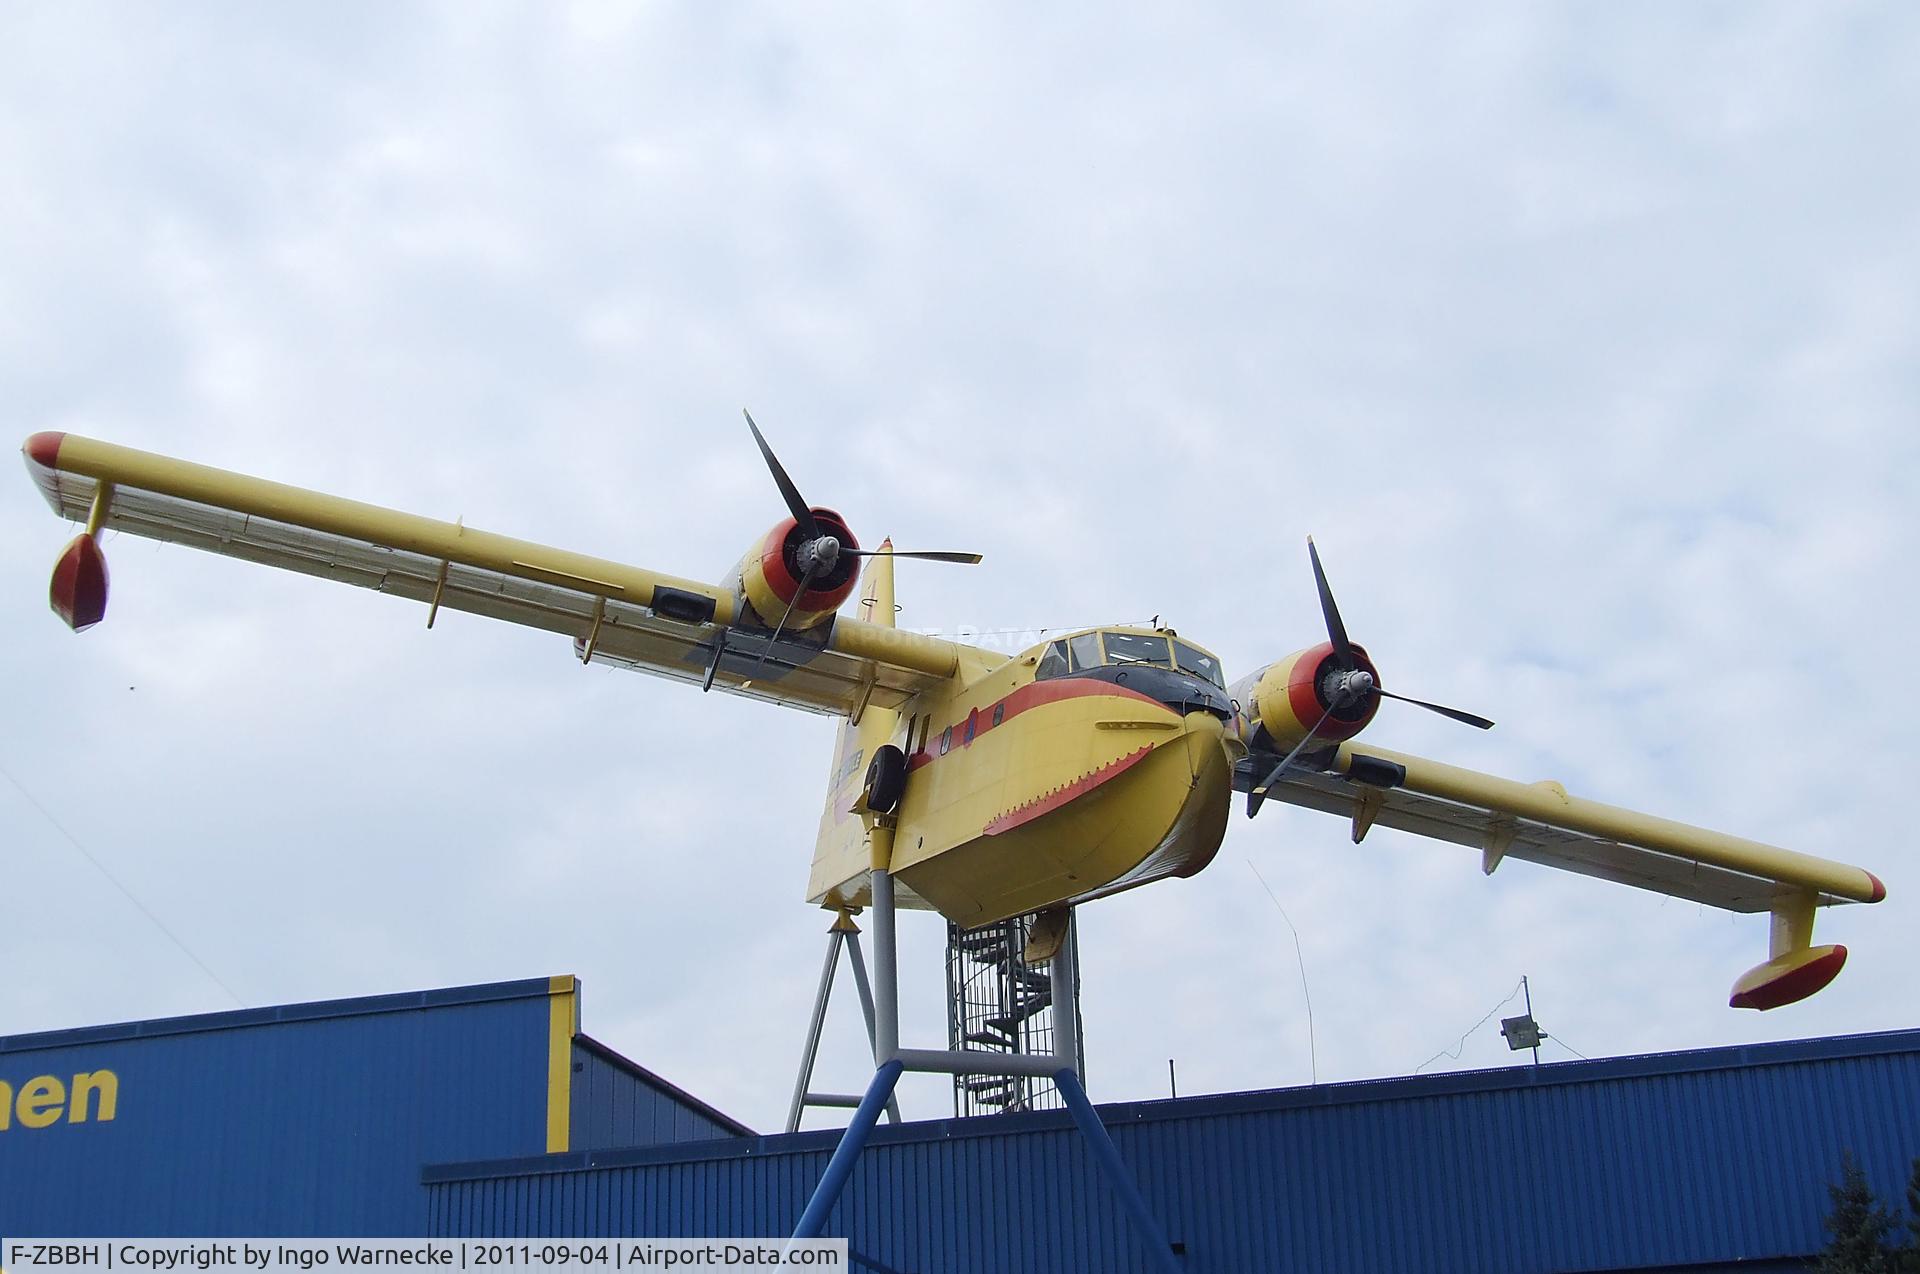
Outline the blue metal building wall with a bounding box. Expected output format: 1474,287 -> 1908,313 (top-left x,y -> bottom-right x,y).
0,976 -> 746,1237
424,1030 -> 1920,1274
571,1035 -> 749,1150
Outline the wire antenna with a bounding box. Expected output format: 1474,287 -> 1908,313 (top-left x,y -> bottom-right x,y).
1246,859 -> 1317,1086
1,759 -> 246,1007
1415,978 -> 1525,1073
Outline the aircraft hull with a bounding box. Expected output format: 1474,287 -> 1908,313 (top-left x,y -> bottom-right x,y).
896,711 -> 1234,927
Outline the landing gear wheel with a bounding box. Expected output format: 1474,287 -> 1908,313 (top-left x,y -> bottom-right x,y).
864,744 -> 907,814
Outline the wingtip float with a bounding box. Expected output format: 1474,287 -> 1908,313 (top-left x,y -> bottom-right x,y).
27,432 -> 111,632
20,424 -> 1887,1012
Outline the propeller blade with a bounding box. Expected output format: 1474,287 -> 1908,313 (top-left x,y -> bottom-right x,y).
742,561 -> 818,685
1378,688 -> 1494,730
1307,536 -> 1354,668
847,548 -> 983,564
743,409 -> 820,540
1247,703 -> 1339,818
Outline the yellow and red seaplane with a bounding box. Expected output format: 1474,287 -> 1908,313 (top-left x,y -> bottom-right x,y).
22,418 -> 1885,1012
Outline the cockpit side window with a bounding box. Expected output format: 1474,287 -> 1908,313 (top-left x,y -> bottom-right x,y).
1173,640 -> 1226,687
1036,640 -> 1069,680
1102,632 -> 1172,667
1068,633 -> 1104,672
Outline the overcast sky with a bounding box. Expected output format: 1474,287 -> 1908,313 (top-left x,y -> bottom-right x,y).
3,3 -> 1917,1133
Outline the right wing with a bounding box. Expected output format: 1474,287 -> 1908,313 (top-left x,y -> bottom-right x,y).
1256,740 -> 1884,1009
23,432 -> 975,718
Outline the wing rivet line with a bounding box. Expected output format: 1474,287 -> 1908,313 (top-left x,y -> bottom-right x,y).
510,559 -> 626,594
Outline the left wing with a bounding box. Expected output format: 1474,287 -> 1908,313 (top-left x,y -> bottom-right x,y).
1245,741 -> 1885,1010
23,432 -> 976,717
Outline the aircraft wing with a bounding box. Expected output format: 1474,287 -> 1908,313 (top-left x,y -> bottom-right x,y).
1251,740 -> 1885,1009
23,432 -> 972,718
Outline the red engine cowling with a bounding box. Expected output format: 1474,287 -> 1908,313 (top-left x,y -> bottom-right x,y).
1232,641 -> 1382,753
732,508 -> 861,631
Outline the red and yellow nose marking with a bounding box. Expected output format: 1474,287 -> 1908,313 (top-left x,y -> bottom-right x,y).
890,679 -> 1234,926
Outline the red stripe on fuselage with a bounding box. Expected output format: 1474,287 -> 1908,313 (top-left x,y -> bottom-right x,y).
983,745 -> 1154,836
905,676 -> 1168,773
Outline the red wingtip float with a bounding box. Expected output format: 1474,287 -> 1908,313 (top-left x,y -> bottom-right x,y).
50,533 -> 110,632
1729,944 -> 1849,1011
27,432 -> 113,631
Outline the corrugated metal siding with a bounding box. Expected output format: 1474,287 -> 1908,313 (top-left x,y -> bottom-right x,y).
0,976 -> 752,1237
425,1030 -> 1920,1274
0,978 -> 559,1234
571,1035 -> 750,1148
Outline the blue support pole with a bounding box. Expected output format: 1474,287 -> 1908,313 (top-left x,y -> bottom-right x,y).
1055,1068 -> 1183,1273
792,1059 -> 906,1240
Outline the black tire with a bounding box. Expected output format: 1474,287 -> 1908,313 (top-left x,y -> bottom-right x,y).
865,743 -> 907,814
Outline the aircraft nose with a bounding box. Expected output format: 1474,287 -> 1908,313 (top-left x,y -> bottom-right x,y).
1078,663 -> 1234,720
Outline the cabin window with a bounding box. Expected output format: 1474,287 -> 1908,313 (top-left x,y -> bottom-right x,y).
1103,631 -> 1172,667
1036,640 -> 1069,680
1173,640 -> 1226,687
992,703 -> 1004,727
1068,632 -> 1104,671
964,709 -> 978,745
940,726 -> 953,755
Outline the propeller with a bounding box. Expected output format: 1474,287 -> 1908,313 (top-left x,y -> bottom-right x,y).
1247,701 -> 1341,818
744,408 -> 819,539
848,548 -> 983,563
1308,537 -> 1354,667
1247,538 -> 1492,815
1376,687 -> 1493,730
737,409 -> 980,683
1306,535 -> 1490,730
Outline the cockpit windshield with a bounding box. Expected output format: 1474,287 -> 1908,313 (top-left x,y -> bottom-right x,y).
1034,630 -> 1227,688
1173,640 -> 1225,687
1103,631 -> 1171,667
1068,632 -> 1104,672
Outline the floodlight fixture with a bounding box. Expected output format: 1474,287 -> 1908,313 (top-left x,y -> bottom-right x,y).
1502,976 -> 1547,1065
1501,1014 -> 1546,1051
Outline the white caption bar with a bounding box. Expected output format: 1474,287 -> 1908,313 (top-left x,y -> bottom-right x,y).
3,1242 -> 848,1273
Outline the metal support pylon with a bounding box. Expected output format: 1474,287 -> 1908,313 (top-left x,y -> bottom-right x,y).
790,871 -> 1181,1274
785,910 -> 901,1134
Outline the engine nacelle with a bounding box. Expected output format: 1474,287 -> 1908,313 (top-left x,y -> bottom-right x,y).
1230,641 -> 1382,754
731,508 -> 861,631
